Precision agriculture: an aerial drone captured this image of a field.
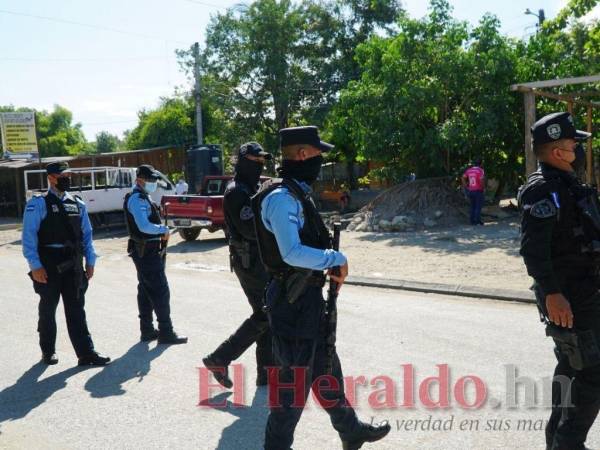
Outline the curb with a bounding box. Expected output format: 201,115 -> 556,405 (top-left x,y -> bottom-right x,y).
345,276 -> 535,304
0,223 -> 20,231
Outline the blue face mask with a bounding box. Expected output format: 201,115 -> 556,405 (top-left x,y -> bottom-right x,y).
144,181 -> 158,193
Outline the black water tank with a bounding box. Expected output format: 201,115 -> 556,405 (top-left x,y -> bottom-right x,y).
186,144 -> 224,194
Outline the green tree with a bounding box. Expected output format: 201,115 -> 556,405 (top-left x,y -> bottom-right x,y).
94,131 -> 120,153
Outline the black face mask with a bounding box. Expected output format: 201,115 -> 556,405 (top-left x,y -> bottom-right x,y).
235,157 -> 263,187
280,155 -> 324,185
56,177 -> 71,192
572,143 -> 587,172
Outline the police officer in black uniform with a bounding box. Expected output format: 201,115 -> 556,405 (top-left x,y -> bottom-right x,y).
124,165 -> 187,345
254,126 -> 390,450
22,162 -> 110,366
203,142 -> 274,387
519,112 -> 600,450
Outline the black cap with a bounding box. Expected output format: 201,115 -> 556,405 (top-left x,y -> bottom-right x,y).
136,164 -> 161,180
279,126 -> 334,152
239,142 -> 272,160
46,161 -> 71,175
532,112 -> 591,146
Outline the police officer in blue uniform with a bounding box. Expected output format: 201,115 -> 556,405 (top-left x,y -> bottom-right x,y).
124,164 -> 187,345
203,142 -> 274,388
253,127 -> 390,450
22,162 -> 110,366
519,112 -> 600,450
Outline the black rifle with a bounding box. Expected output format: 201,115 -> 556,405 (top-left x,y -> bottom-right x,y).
160,202 -> 170,263
325,222 -> 341,375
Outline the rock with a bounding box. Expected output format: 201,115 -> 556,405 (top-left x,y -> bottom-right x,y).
392,215 -> 408,226
424,218 -> 437,227
352,215 -> 364,224
379,219 -> 392,232
347,222 -> 357,232
391,222 -> 410,232
355,222 -> 368,232
434,210 -> 443,219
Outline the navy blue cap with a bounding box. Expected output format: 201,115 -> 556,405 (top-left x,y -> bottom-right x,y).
279,126 -> 334,152
136,164 -> 161,180
239,142 -> 272,160
46,162 -> 71,175
532,112 -> 591,146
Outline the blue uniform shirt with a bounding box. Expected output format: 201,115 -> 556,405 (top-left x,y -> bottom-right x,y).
261,181 -> 347,271
22,189 -> 97,271
126,187 -> 169,237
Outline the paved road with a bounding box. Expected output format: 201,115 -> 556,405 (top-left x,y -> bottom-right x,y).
0,231 -> 597,450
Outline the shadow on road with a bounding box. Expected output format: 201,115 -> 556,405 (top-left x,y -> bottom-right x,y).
168,235 -> 227,254
0,362 -> 85,430
207,388 -> 269,450
84,342 -> 169,398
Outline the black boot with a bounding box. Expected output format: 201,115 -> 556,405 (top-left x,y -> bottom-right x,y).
42,353 -> 58,365
203,354 -> 233,389
341,421 -> 391,450
158,330 -> 188,345
256,367 -> 268,386
78,352 -> 111,366
140,328 -> 159,342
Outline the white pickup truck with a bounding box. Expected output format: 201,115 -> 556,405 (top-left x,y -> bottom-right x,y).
24,166 -> 175,223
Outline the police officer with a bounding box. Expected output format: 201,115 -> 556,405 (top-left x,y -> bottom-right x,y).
253,126 -> 390,450
203,142 -> 274,387
124,164 -> 187,345
22,162 -> 110,366
519,112 -> 600,450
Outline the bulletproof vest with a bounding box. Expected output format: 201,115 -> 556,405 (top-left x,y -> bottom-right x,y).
124,189 -> 162,241
252,178 -> 331,274
224,179 -> 254,243
38,192 -> 82,248
519,166 -> 600,262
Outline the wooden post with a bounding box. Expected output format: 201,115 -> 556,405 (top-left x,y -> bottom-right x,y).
15,168 -> 22,217
567,101 -> 574,114
524,90 -> 537,176
587,105 -> 593,184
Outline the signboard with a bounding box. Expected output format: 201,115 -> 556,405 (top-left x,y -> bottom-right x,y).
0,112 -> 38,155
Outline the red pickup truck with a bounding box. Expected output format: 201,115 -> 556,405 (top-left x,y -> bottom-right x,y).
161,175 -> 231,241
161,175 -> 270,241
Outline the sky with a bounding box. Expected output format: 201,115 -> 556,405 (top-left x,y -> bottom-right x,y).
0,0 -> 590,141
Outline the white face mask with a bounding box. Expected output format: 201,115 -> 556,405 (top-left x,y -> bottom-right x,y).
144,181 -> 158,193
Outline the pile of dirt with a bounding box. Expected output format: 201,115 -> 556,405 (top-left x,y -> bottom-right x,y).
346,177 -> 469,232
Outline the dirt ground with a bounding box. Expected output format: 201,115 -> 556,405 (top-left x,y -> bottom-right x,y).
0,218 -> 531,292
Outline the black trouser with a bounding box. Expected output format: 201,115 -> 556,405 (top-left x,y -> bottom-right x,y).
32,250 -> 94,358
264,285 -> 359,450
540,278 -> 600,450
211,253 -> 273,374
131,243 -> 173,334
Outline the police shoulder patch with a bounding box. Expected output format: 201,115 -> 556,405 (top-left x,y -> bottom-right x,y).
240,205 -> 254,220
529,198 -> 557,219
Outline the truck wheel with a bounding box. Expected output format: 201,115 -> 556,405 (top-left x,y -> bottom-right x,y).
179,228 -> 201,241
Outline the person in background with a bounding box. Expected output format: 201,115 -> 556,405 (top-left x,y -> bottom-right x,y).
175,178 -> 189,195
462,158 -> 486,225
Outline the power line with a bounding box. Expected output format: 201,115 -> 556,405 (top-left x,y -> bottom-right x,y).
0,8 -> 189,45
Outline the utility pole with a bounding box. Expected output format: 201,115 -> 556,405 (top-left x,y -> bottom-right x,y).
525,8 -> 546,31
193,42 -> 203,145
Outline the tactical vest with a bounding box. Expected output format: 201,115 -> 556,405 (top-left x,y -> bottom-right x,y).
38,192 -> 82,249
225,179 -> 254,243
519,167 -> 600,262
123,189 -> 162,242
252,178 -> 331,275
